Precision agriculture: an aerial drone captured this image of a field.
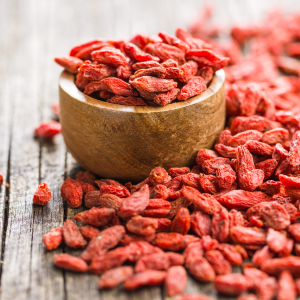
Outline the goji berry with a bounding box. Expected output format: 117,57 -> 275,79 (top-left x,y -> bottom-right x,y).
199,173 -> 219,194
176,28 -> 211,50
255,159 -> 278,180
197,66 -> 214,84
34,121 -> 62,139
158,31 -> 190,52
124,270 -> 167,290
156,218 -> 171,233
141,199 -> 171,218
217,243 -> 243,266
230,226 -> 266,246
84,190 -> 101,208
124,42 -> 159,62
165,266 -> 187,296
126,215 -> 158,236
190,210 -> 211,237
118,184 -> 150,218
181,173 -> 201,190
79,62 -> 113,81
98,266 -> 134,289
89,246 -> 129,274
277,270 -> 297,300
78,181 -> 98,197
153,88 -> 180,105
107,95 -> 148,106
54,254 -> 88,272
43,227 -> 63,251
118,233 -> 156,246
32,182 -> 51,205
144,42 -> 186,64
80,225 -> 125,261
54,56 -> 83,73
170,207 -> 190,235
152,184 -> 170,199
161,59 -> 178,68
91,47 -> 128,66
258,180 -> 281,195
127,241 -> 163,262
62,219 -> 87,248
98,194 -> 123,211
73,207 -> 115,227
214,144 -> 237,158
214,274 -> 250,296
252,246 -> 275,267
196,149 -> 219,166
211,207 -> 229,243
79,225 -> 100,241
177,76 -> 207,101
132,61 -> 161,71
188,256 -> 215,282
185,49 -> 230,71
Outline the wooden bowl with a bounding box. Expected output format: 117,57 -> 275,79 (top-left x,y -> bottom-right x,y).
59,70 -> 225,183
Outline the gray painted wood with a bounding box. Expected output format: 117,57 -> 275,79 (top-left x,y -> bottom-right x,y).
0,0 -> 299,299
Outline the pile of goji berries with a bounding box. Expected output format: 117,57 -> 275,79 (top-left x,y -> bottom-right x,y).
54,28 -> 229,106
33,6 -> 300,300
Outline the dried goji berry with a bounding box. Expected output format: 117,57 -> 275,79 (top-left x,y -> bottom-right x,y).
197,66 -> 214,84
176,28 -> 211,50
252,246 -> 275,267
62,219 -> 87,248
84,77 -> 133,96
158,31 -> 190,52
258,180 -> 281,195
119,233 -> 156,246
236,146 -> 264,191
266,228 -> 287,253
182,186 -> 222,215
205,250 -> 232,275
214,274 -> 250,296
34,121 -> 62,139
211,207 -> 229,243
218,190 -> 269,209
244,140 -> 274,156
161,59 -> 178,68
118,184 -> 150,218
277,270 -> 296,300
126,215 -> 158,236
216,164 -> 236,189
78,181 -> 98,197
171,207 -> 191,235
73,207 -> 115,227
152,232 -> 186,251
32,182 -> 51,205
54,254 -> 88,272
98,266 -> 134,289
127,241 -> 163,262
117,65 -> 134,80
144,42 -> 186,64
132,61 -> 161,71
261,256 -> 300,277
165,265 -> 187,296
288,223 -> 300,242
124,42 -> 159,62
214,144 -> 237,158
202,157 -> 231,175
229,130 -> 263,147
79,62 -> 113,81
228,209 -> 245,228
89,246 -> 129,274
185,49 -> 230,71
43,227 -> 63,251
230,226 -> 266,246
79,225 -> 100,241
141,198 -> 171,218
217,243 -> 243,266
80,225 -> 125,262
255,159 -> 278,180
91,47 -> 128,66
130,66 -> 166,81
188,256 -> 216,282
54,56 -> 83,73
84,190 -> 101,208
98,194 -> 122,211
124,270 -> 167,290
153,88 -> 180,105
177,76 -> 207,101
156,218 -> 171,233
190,210 -> 211,237
152,184 -> 170,199
107,95 -> 148,106
196,149 -> 219,166
199,174 -> 219,194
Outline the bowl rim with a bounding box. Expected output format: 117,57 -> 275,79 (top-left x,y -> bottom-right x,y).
59,69 -> 225,114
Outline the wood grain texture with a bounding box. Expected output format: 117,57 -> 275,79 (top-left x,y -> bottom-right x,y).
59,70 -> 225,183
0,0 -> 299,300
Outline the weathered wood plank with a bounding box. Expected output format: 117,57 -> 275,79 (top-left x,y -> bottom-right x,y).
0,0 -> 13,269
0,0 -> 41,298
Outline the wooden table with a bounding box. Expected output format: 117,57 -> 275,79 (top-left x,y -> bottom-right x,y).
0,0 -> 298,299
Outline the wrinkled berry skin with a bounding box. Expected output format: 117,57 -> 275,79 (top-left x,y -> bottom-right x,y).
33,182 -> 51,205
61,177 -> 83,208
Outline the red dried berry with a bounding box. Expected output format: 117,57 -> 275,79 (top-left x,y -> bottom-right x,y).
34,121 -> 61,139
98,266 -> 134,289
32,182 -> 51,205
54,56 -> 83,73
165,266 -> 187,297
43,227 -> 63,251
54,254 -> 88,272
62,219 -> 87,249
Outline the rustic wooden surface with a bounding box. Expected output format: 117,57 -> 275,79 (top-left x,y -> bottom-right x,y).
59,69 -> 225,183
0,0 -> 299,299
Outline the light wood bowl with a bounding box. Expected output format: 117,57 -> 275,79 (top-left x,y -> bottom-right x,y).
59,70 -> 225,183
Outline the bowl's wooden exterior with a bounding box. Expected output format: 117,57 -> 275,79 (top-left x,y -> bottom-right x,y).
59,70 -> 225,183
